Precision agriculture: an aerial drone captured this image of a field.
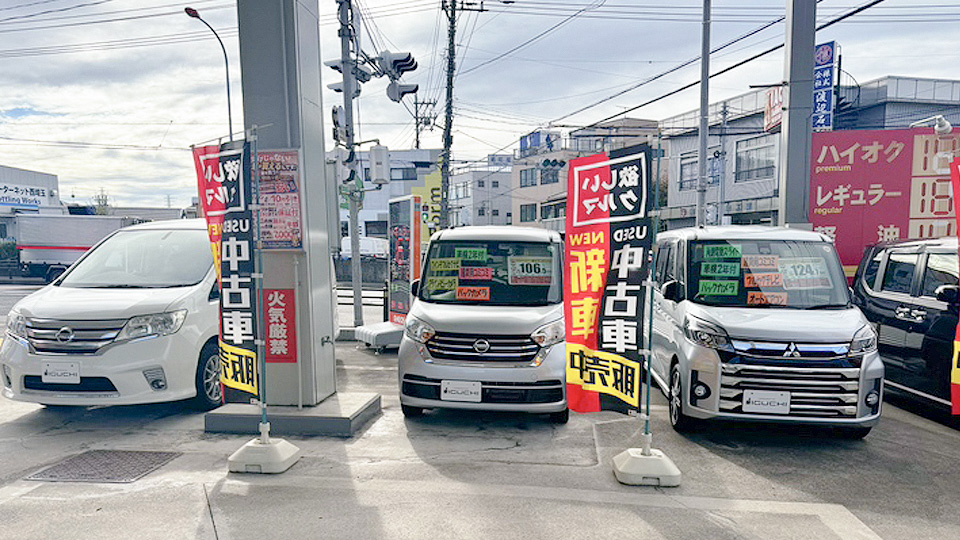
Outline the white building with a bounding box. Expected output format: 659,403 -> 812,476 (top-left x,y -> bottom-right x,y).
0,164 -> 63,239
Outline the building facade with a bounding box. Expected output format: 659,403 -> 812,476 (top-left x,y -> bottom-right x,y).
658,76 -> 960,229
450,163 -> 513,227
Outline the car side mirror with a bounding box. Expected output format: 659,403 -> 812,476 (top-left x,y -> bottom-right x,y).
935,285 -> 959,305
661,280 -> 681,303
411,279 -> 420,297
209,282 -> 220,302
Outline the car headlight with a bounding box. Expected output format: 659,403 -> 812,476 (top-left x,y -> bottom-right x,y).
6,310 -> 26,339
531,319 -> 565,348
404,316 -> 436,344
683,316 -> 731,350
115,310 -> 188,342
850,324 -> 877,354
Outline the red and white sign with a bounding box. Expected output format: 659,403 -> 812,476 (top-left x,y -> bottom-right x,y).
810,128 -> 958,279
264,289 -> 297,363
193,145 -> 227,282
764,86 -> 784,132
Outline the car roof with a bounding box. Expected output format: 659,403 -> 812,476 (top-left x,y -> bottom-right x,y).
656,225 -> 832,243
871,236 -> 958,251
432,225 -> 562,243
122,218 -> 207,231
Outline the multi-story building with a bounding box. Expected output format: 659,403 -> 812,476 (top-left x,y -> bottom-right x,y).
510,119 -> 658,231
450,156 -> 513,227
658,75 -> 960,228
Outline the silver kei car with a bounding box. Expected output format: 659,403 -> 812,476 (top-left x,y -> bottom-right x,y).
398,226 -> 568,423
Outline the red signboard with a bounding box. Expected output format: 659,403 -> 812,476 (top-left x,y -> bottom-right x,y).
951,157 -> 960,415
193,145 -> 227,282
264,289 -> 297,363
810,128 -> 958,279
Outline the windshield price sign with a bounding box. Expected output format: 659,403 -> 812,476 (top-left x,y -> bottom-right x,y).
456,286 -> 490,301
455,247 -> 487,261
779,257 -> 832,289
744,272 -> 785,288
742,254 -> 779,270
430,258 -> 461,271
748,291 -> 789,306
699,280 -> 739,296
460,266 -> 493,280
508,256 -> 553,285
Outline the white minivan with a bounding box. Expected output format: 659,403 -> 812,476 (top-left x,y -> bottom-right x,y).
398,226 -> 568,423
1,219 -> 222,409
650,226 -> 883,438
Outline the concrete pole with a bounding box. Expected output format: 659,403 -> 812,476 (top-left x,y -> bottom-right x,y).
777,0 -> 816,227
337,0 -> 364,327
696,0 -> 711,227
440,0 -> 456,230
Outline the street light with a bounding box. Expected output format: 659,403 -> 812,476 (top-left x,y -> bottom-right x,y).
909,115 -> 953,136
185,7 -> 234,142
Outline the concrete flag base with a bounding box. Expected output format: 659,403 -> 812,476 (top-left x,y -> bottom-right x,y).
612,447 -> 682,487
228,423 -> 301,474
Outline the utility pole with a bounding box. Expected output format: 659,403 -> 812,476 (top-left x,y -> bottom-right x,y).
440,0 -> 457,230
414,97 -> 436,150
696,0 -> 711,227
337,0 -> 365,328
717,101 -> 728,225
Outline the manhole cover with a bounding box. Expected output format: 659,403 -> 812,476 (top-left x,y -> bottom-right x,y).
26,450 -> 181,483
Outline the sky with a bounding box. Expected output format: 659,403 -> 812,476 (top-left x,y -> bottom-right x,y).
1,0 -> 959,208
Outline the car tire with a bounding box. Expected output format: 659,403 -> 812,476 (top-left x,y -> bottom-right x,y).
669,364 -> 697,432
194,341 -> 222,410
401,404 -> 423,418
549,408 -> 569,424
835,426 -> 872,439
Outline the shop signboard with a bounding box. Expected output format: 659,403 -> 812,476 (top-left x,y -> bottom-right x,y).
193,145 -> 228,281
564,144 -> 652,414
264,289 -> 297,364
810,127 -> 958,279
950,156 -> 960,415
257,150 -> 303,250
388,195 -> 422,326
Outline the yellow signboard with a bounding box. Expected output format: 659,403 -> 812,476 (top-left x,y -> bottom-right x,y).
220,340 -> 259,396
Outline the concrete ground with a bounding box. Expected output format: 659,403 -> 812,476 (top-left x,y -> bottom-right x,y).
0,342 -> 958,540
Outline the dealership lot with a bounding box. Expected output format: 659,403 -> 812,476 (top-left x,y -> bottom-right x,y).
0,284 -> 958,539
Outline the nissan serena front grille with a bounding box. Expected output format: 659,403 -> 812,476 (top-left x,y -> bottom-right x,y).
25,318 -> 127,355
426,332 -> 540,363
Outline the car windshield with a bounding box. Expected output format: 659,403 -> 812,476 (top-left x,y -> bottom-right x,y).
419,239 -> 562,306
58,228 -> 213,288
687,239 -> 850,309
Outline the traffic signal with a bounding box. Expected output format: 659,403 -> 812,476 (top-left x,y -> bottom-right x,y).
334,147 -> 357,185
326,81 -> 360,97
324,59 -> 373,83
386,81 -> 418,103
377,50 -> 417,80
369,144 -> 390,185
331,106 -> 347,144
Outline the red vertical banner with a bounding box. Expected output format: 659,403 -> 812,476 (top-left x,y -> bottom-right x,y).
564,145 -> 652,414
264,289 -> 297,363
193,145 -> 228,282
950,157 -> 960,414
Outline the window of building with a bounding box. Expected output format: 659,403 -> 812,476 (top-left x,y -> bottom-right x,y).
678,152 -> 720,191
540,168 -> 559,185
735,134 -> 776,182
364,220 -> 387,238
492,209 -> 499,216
478,180 -> 485,188
478,207 -> 486,216
540,201 -> 566,220
520,203 -> 537,222
520,168 -> 537,187
391,167 -> 418,181
492,180 -> 499,188
0,224 -> 6,238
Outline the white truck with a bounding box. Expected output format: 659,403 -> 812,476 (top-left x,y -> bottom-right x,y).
15,214 -> 130,282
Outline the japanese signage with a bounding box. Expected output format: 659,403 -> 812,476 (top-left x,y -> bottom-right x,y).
412,171 -> 442,235
0,183 -> 47,209
193,145 -> 229,281
812,41 -> 836,131
258,150 -> 303,250
811,127 -> 958,278
950,156 -> 960,415
216,141 -> 260,403
388,196 -> 422,326
764,86 -> 783,132
564,144 -> 652,413
264,289 -> 297,363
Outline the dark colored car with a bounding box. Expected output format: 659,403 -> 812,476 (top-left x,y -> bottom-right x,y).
852,237 -> 959,411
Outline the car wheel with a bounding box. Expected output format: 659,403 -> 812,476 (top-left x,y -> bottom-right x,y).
401,404 -> 423,418
549,408 -> 569,424
835,426 -> 872,439
669,364 -> 696,432
194,342 -> 222,410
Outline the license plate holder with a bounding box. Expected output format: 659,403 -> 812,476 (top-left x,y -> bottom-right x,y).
742,389 -> 790,414
440,380 -> 482,402
41,362 -> 81,384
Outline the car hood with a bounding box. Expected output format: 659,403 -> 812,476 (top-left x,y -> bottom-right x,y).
688,305 -> 868,343
13,285 -> 195,320
409,301 -> 563,335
